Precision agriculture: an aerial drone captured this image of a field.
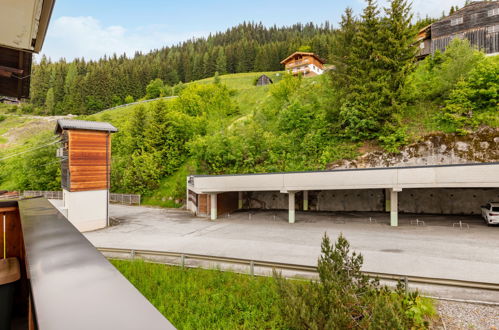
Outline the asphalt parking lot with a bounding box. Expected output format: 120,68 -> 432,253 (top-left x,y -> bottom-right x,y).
84,205 -> 499,285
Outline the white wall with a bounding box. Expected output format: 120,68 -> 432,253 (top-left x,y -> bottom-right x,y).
63,189 -> 108,232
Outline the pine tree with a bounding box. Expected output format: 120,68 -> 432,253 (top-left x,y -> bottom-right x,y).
379,0 -> 416,113
330,7 -> 358,90
338,0 -> 386,140
45,88 -> 55,115
215,47 -> 227,74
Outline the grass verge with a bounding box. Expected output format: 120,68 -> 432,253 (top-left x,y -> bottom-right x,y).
111,259 -> 285,329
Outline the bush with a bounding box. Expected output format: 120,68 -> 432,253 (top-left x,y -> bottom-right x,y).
438,55 -> 499,132
0,115 -> 6,122
275,233 -> 435,329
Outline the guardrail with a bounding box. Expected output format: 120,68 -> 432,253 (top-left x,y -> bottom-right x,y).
97,247 -> 499,292
19,191 -> 141,205
95,96 -> 178,114
109,193 -> 141,205
23,190 -> 63,199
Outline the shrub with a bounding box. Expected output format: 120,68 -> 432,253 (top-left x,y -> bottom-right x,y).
438,55 -> 499,132
275,233 -> 435,329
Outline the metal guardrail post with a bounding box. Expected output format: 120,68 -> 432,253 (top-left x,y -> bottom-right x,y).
405,276 -> 409,294
180,254 -> 185,268
130,249 -> 136,259
250,260 -> 255,276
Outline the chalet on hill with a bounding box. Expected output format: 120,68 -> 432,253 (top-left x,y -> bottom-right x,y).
280,52 -> 325,77
417,1 -> 499,59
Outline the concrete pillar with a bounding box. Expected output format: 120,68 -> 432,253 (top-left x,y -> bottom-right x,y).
288,192 -> 296,224
390,189 -> 398,227
385,188 -> 391,212
238,191 -> 243,209
303,191 -> 309,211
210,193 -> 218,221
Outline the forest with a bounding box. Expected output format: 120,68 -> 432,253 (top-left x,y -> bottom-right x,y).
26,22 -> 336,115
0,0 -> 497,205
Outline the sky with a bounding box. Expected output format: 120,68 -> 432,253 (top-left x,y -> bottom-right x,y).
41,0 -> 466,61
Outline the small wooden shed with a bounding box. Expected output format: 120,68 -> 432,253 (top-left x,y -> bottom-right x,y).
55,119 -> 118,192
55,119 -> 118,232
256,75 -> 273,86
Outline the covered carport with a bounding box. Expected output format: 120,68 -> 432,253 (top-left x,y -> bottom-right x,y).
187,163 -> 499,226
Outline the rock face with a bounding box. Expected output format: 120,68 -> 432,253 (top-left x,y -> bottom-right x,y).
329,127 -> 499,169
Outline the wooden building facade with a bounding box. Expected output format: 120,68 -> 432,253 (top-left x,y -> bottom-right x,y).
280,52 -> 325,77
56,120 -> 117,192
417,1 -> 499,58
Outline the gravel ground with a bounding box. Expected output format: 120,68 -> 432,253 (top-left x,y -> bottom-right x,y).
437,301 -> 499,329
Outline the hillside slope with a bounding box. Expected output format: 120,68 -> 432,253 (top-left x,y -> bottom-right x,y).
0,60 -> 497,207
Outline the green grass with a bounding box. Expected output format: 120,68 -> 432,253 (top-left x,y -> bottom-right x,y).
142,160 -> 195,208
192,71 -> 284,90
111,259 -> 285,329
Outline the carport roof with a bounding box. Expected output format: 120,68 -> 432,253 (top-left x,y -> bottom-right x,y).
190,162 -> 499,178
188,162 -> 499,194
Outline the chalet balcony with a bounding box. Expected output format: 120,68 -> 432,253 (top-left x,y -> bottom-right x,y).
0,197 -> 174,330
285,59 -> 310,69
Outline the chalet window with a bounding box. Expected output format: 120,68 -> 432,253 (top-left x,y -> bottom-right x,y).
488,8 -> 499,16
487,25 -> 499,34
451,17 -> 463,26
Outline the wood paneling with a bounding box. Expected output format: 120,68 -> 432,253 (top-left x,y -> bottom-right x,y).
68,130 -> 111,192
429,2 -> 499,55
0,204 -> 29,318
217,192 -> 239,216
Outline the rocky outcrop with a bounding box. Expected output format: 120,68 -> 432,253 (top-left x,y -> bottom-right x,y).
329,126 -> 499,169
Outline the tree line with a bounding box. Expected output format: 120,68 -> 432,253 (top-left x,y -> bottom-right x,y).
28,22 -> 335,115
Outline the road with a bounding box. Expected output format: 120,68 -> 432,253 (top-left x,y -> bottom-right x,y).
84,205 -> 499,285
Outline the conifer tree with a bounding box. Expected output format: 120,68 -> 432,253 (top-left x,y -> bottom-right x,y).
379,0 -> 417,113
215,48 -> 227,74
45,88 -> 55,115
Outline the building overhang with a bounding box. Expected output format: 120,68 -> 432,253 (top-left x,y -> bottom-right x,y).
188,163 -> 499,194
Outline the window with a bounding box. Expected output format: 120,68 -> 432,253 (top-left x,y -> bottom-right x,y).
487,24 -> 499,34
451,17 -> 463,26
488,8 -> 499,16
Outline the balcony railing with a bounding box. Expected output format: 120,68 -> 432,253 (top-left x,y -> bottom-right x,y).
1,198 -> 174,329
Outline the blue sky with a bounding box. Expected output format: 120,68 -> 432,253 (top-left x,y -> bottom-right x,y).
41,0 -> 465,61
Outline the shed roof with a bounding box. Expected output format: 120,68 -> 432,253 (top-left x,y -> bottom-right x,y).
55,119 -> 118,134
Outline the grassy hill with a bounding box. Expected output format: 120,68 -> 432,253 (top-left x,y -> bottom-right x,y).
0,51 -> 497,207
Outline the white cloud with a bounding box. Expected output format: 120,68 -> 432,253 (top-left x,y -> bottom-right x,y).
40,16 -> 208,61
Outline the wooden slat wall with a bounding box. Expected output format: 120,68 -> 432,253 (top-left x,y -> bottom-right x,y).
68,130 -> 110,192
431,2 -> 499,39
0,205 -> 29,317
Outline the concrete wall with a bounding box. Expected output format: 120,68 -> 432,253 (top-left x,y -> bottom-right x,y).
399,188 -> 499,215
62,189 -> 108,232
243,188 -> 499,215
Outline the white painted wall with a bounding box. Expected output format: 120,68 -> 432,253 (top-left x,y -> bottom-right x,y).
62,189 -> 108,232
189,163 -> 499,194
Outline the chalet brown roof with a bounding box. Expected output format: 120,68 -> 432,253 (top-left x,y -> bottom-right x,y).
55,119 -> 118,134
280,52 -> 326,65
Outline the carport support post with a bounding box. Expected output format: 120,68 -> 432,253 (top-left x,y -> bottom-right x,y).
210,193 -> 218,221
303,191 -> 309,211
288,192 -> 296,224
390,189 -> 399,227
385,188 -> 391,212
238,192 -> 243,209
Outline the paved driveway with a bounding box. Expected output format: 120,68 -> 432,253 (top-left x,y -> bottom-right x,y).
84,205 -> 499,286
